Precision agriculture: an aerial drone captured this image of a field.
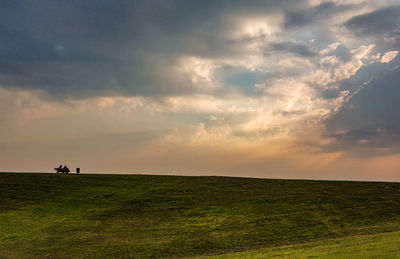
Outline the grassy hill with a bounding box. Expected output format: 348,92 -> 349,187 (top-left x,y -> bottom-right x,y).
195,231 -> 400,258
1,173 -> 400,258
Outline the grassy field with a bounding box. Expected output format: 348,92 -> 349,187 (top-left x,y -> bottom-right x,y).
196,231 -> 400,258
1,173 -> 400,258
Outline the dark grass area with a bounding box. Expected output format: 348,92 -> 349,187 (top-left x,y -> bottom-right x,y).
1,173 -> 400,258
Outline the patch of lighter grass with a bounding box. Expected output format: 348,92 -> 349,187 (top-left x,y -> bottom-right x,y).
195,231 -> 400,259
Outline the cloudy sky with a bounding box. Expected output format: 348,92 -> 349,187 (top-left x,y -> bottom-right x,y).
1,0 -> 400,180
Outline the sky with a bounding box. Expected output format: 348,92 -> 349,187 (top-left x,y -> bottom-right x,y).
1,0 -> 400,180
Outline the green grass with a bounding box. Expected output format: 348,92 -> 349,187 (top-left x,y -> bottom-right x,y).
1,173 -> 400,258
196,231 -> 400,258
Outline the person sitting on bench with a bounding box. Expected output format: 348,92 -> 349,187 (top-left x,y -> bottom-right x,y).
54,165 -> 63,173
62,165 -> 70,174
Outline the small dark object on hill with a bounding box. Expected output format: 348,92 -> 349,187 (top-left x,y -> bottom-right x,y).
76,168 -> 80,174
54,165 -> 70,174
54,165 -> 63,173
63,165 -> 70,174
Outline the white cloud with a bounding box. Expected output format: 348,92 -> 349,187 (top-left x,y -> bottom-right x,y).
381,50 -> 399,63
320,42 -> 340,55
333,44 -> 375,81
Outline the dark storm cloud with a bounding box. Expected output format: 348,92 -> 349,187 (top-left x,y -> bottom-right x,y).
329,62 -> 400,131
319,126 -> 400,158
0,0 -> 307,99
344,5 -> 400,37
329,127 -> 400,142
0,0 -> 219,98
323,58 -> 400,156
329,44 -> 352,62
284,2 -> 360,29
319,88 -> 341,99
267,42 -> 317,57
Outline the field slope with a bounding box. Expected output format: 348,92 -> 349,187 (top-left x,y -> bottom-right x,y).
195,231 -> 400,258
1,173 -> 400,258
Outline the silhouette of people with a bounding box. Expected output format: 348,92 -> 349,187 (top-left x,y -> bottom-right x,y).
54,164 -> 75,174
63,165 -> 70,174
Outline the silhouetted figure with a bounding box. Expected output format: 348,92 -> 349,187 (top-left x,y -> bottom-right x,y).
76,168 -> 80,174
63,165 -> 70,174
54,165 -> 63,173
